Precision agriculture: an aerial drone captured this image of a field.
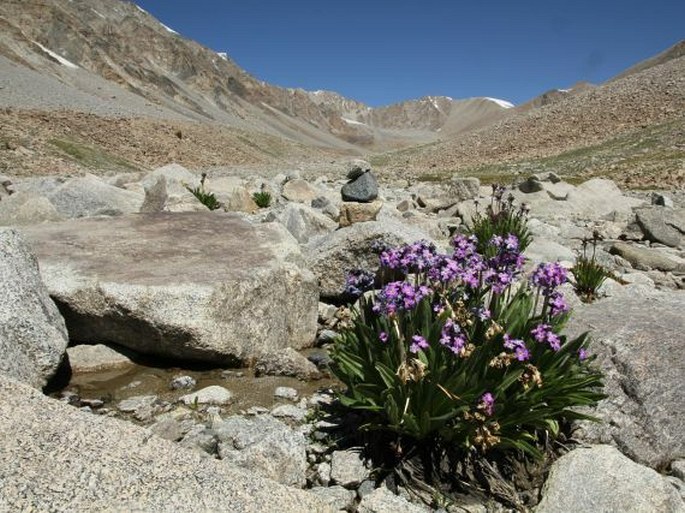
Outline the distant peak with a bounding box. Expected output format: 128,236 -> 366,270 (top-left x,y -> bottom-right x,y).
483,97 -> 515,109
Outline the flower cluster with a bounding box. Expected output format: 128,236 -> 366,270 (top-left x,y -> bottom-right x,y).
372,281 -> 432,316
531,262 -> 568,292
440,318 -> 468,355
344,269 -> 375,298
503,333 -> 530,361
379,240 -> 439,273
530,323 -> 561,351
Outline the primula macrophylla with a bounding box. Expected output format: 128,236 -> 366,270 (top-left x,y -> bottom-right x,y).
333,233 -> 604,460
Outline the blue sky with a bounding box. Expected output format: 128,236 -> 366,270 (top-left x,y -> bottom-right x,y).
134,0 -> 684,107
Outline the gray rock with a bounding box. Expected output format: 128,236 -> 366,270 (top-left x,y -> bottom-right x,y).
342,172 -> 379,203
206,176 -> 258,213
536,445 -> 684,513
672,460 -> 685,480
216,414 -> 308,487
0,374 -> 331,512
411,177 -> 479,213
567,291 -> 685,468
347,159 -> 372,180
179,425 -> 218,454
22,213 -> 318,364
636,207 -> 685,248
609,241 -> 685,272
47,174 -> 143,218
141,165 -> 205,213
276,203 -> 337,244
67,344 -> 134,374
274,386 -> 298,401
181,386 -> 234,406
331,449 -> 370,488
283,179 -> 320,204
358,487 -> 427,513
0,229 -> 68,388
148,417 -> 195,442
117,394 -> 162,421
316,461 -> 332,486
0,191 -> 64,226
271,404 -> 307,422
305,218 -> 431,299
169,375 -> 197,390
524,238 -> 575,264
518,176 -> 544,193
254,347 -> 322,380
652,193 -> 675,208
309,485 -> 357,511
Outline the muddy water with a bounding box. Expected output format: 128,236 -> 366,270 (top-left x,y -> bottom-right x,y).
61,361 -> 341,414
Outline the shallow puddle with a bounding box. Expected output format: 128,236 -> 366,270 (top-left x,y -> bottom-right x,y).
58,360 -> 341,414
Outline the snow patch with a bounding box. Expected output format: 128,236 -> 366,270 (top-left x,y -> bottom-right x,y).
342,117 -> 367,126
430,97 -> 442,113
557,88 -> 571,93
483,97 -> 515,109
160,22 -> 179,35
33,41 -> 79,69
135,4 -> 147,14
217,52 -> 228,61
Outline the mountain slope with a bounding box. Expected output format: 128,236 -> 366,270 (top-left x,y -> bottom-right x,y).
378,52 -> 685,188
0,0 -> 513,153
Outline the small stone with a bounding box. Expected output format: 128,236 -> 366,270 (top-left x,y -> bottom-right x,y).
309,485 -> 356,510
346,159 -> 371,180
274,387 -> 298,401
245,406 -> 270,416
118,395 -> 157,413
316,329 -> 338,344
672,460 -> 685,480
80,398 -> 104,409
358,487 -> 426,513
331,449 -> 370,488
169,375 -> 197,390
254,347 -> 321,380
271,404 -> 307,422
180,386 -> 234,406
651,193 -> 674,208
316,462 -> 332,486
67,344 -> 135,374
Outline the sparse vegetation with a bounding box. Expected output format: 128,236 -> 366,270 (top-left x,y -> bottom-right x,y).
49,138 -> 139,171
571,231 -> 612,302
186,173 -> 222,211
468,185 -> 532,254
252,190 -> 272,208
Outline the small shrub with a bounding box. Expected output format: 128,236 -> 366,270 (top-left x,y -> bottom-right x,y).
572,231 -> 611,302
468,184 -> 532,255
252,190 -> 272,208
331,235 -> 604,463
186,173 -> 221,211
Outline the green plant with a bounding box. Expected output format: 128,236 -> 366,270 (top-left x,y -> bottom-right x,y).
468,185 -> 532,255
571,231 -> 611,302
186,173 -> 221,211
252,190 -> 272,208
331,236 -> 604,462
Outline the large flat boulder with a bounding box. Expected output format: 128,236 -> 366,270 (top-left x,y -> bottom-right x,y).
0,374 -> 331,512
0,229 -> 68,388
22,213 -> 318,364
567,290 -> 685,468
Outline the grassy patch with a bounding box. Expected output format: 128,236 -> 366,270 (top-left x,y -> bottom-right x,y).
50,138 -> 139,171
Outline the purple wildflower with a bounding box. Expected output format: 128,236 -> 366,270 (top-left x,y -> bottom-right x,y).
372,281 -> 432,316
531,262 -> 568,293
451,234 -> 478,261
503,334 -> 530,361
344,269 -> 375,298
379,332 -> 388,343
530,323 -> 562,351
379,240 -> 438,273
473,306 -> 491,321
409,334 -> 429,354
548,291 -> 569,316
578,348 -> 589,361
440,318 -> 467,355
480,392 -> 495,416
